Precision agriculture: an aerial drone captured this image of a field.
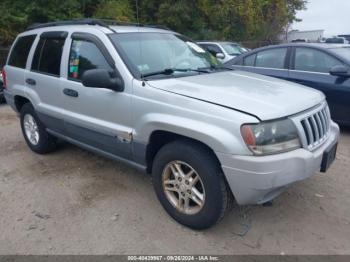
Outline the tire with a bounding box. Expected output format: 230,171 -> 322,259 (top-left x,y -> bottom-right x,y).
20,103 -> 57,154
152,140 -> 230,230
0,94 -> 5,104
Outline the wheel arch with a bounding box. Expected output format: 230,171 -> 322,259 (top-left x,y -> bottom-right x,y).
145,130 -> 223,174
14,95 -> 32,112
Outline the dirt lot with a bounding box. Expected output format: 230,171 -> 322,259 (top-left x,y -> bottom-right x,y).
0,103 -> 349,255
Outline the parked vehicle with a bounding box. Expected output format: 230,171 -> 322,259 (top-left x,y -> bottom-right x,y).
325,37 -> 349,44
291,38 -> 308,43
226,43 -> 350,126
0,71 -> 5,103
3,19 -> 339,229
197,41 -> 248,63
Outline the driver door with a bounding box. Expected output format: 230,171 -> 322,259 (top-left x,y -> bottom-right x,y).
60,32 -> 133,159
288,47 -> 350,124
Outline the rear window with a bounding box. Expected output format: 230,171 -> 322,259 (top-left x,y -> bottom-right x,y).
8,35 -> 36,69
32,38 -> 65,76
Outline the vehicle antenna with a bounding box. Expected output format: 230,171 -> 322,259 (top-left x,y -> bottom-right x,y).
135,0 -> 144,83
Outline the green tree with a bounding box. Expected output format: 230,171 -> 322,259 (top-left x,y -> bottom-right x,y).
94,0 -> 134,21
0,0 -> 307,46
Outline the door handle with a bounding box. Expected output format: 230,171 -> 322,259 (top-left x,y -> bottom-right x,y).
26,78 -> 36,86
63,88 -> 79,97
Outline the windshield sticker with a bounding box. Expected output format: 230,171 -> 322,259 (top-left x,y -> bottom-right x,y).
186,42 -> 206,53
137,64 -> 150,72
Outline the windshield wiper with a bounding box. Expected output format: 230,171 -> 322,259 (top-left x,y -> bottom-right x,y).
202,65 -> 234,71
142,68 -> 210,78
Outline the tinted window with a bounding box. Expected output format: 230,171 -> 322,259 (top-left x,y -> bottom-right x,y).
243,54 -> 256,66
8,35 -> 36,68
295,48 -> 343,73
32,38 -> 65,76
203,44 -> 222,56
68,40 -> 112,80
255,48 -> 287,69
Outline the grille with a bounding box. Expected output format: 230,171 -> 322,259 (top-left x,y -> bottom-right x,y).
300,105 -> 330,149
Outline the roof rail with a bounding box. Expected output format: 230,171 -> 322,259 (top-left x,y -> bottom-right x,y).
26,18 -> 111,31
26,18 -> 170,32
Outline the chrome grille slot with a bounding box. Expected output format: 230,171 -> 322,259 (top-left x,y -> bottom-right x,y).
300,104 -> 330,150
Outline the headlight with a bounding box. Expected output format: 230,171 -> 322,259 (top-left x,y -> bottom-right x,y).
241,119 -> 301,155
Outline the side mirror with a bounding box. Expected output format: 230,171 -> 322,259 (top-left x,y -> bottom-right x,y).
216,53 -> 225,59
330,65 -> 350,78
82,69 -> 124,92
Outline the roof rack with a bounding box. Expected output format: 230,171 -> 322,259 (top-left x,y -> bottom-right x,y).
26,18 -> 170,32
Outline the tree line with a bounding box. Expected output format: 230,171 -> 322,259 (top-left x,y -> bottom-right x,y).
0,0 -> 307,46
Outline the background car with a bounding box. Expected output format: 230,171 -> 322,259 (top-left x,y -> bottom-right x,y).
0,71 -> 5,103
197,41 -> 248,63
226,43 -> 350,126
325,37 -> 349,44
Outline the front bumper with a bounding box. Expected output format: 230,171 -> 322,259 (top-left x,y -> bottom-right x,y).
217,121 -> 340,205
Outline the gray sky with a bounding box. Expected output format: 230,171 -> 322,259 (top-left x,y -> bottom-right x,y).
293,0 -> 350,36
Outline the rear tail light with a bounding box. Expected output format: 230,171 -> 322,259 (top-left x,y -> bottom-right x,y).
1,68 -> 6,89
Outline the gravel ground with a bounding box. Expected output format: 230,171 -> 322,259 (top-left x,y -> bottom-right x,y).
0,103 -> 349,255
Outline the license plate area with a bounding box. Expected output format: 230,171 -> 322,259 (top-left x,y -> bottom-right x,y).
320,142 -> 338,173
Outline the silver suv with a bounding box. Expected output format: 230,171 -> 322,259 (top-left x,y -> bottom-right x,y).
3,19 -> 339,229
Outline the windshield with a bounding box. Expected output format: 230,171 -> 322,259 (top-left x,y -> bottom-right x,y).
331,47 -> 350,61
221,43 -> 245,56
110,33 -> 220,79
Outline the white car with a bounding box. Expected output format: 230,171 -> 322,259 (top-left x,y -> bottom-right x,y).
197,41 -> 249,63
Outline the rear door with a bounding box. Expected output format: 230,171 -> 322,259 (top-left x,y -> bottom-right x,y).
289,47 -> 350,124
25,31 -> 68,134
230,47 -> 290,80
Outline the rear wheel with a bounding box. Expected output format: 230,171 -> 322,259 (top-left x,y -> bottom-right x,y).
0,94 -> 5,104
152,140 -> 230,229
20,103 -> 57,154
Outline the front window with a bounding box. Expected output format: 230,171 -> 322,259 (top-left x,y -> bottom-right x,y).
221,43 -> 244,56
110,33 -> 220,79
68,40 -> 112,80
255,48 -> 287,69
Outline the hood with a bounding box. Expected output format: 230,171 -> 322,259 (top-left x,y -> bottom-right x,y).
147,70 -> 325,121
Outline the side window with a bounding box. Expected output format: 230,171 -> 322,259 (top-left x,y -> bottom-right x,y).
32,38 -> 65,76
68,40 -> 112,80
243,54 -> 256,66
295,48 -> 343,73
205,44 -> 222,56
255,48 -> 287,69
8,35 -> 36,68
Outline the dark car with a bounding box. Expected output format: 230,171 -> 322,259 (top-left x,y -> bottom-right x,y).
226,43 -> 350,126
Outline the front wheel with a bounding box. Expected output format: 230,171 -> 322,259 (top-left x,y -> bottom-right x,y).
152,140 -> 230,229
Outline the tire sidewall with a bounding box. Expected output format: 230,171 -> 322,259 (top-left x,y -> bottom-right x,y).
20,103 -> 53,154
152,141 -> 226,229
